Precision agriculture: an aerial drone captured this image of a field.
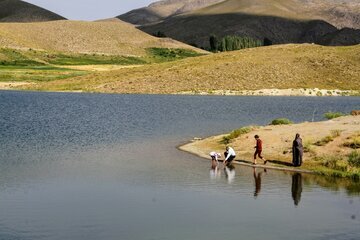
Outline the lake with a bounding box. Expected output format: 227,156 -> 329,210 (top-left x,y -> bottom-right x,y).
0,91 -> 359,240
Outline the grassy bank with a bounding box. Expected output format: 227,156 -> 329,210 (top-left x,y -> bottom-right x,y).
16,44 -> 360,93
180,115 -> 360,180
0,47 -> 203,84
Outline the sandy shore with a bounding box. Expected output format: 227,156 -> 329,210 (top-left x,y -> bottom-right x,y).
1,84 -> 359,97
179,115 -> 360,174
0,82 -> 31,90
178,88 -> 359,97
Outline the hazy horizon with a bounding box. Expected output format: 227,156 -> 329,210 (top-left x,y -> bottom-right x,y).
25,0 -> 156,20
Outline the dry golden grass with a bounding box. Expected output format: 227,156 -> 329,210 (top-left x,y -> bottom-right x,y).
0,20 -> 204,56
23,44 -> 360,93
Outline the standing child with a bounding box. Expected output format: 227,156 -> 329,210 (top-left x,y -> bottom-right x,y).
254,135 -> 266,165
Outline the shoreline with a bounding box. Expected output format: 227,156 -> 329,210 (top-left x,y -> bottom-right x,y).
178,143 -> 315,174
1,86 -> 359,97
177,88 -> 360,97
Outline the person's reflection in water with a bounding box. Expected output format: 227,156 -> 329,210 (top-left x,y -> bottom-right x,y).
253,167 -> 262,198
291,173 -> 303,206
210,164 -> 221,180
224,164 -> 236,184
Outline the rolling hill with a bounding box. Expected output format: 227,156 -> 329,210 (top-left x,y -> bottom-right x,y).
139,0 -> 360,48
0,20 -> 205,56
117,0 -> 225,25
0,0 -> 66,22
23,44 -> 360,93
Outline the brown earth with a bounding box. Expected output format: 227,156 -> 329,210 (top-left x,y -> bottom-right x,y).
179,115 -> 360,166
0,20 -> 205,56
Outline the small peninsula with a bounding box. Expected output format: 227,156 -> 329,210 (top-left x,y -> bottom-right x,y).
180,115 -> 360,179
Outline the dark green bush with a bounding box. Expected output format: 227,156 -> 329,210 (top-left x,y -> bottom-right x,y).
212,35 -> 263,52
270,118 -> 293,125
348,151 -> 360,168
221,126 -> 255,144
324,112 -> 345,120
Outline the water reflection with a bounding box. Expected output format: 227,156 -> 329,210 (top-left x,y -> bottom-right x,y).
292,173 -> 303,206
253,168 -> 267,198
224,165 -> 236,184
210,165 -> 221,180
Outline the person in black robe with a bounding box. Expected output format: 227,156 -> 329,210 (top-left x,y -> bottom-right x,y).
292,133 -> 303,167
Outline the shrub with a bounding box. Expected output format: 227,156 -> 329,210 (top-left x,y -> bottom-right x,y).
209,35 -> 218,52
303,140 -> 315,154
314,135 -> 334,146
330,129 -> 342,138
323,157 -> 339,169
270,118 -> 293,125
324,112 -> 345,120
321,155 -> 347,171
348,151 -> 360,168
344,134 -> 360,149
221,126 -> 256,144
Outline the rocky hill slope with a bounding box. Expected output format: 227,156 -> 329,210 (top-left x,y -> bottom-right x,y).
0,0 -> 66,22
138,0 -> 360,48
117,0 -> 224,25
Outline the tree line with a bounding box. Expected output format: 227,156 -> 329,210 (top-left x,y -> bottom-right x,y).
210,35 -> 268,52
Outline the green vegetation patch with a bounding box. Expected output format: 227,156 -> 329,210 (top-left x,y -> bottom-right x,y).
221,126 -> 257,144
147,48 -> 204,62
270,118 -> 293,125
0,48 -> 44,66
309,155 -> 360,180
209,35 -> 263,52
44,53 -> 147,66
348,151 -> 360,168
0,65 -> 86,82
324,111 -> 346,120
314,130 -> 341,146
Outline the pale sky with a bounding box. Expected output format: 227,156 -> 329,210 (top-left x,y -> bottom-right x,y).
25,0 -> 156,20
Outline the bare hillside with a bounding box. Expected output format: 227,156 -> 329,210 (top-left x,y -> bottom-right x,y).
139,0 -> 360,48
0,20 -> 205,56
192,0 -> 360,29
0,0 -> 66,22
117,0 -> 224,25
23,44 -> 360,93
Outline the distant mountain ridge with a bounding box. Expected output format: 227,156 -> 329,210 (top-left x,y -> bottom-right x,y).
138,0 -> 360,48
117,0 -> 225,25
0,0 -> 66,22
119,0 -> 360,29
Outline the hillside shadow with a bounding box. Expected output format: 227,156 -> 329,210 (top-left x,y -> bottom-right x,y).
117,8 -> 163,26
139,12 -> 344,48
266,160 -> 294,167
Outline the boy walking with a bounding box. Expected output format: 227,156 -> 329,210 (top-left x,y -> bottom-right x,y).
254,135 -> 266,165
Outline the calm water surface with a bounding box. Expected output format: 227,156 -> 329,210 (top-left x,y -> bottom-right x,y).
0,91 -> 359,240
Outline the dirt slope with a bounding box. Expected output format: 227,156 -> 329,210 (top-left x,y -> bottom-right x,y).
0,0 -> 66,22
